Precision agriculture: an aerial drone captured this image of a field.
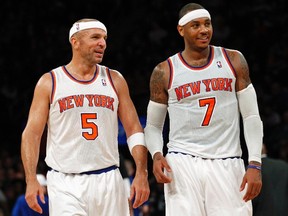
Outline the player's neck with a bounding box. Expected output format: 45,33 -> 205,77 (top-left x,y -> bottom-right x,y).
182,46 -> 210,67
65,61 -> 97,80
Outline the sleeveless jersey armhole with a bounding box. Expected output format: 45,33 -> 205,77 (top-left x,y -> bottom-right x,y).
49,71 -> 56,104
167,58 -> 174,90
105,67 -> 118,97
221,48 -> 237,78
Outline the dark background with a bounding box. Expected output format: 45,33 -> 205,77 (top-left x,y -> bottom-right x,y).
0,0 -> 287,215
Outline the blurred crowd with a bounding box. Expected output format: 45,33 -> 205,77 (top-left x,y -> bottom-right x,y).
0,0 -> 287,215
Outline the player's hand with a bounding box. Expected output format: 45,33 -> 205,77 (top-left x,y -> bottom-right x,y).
240,168 -> 262,202
153,152 -> 172,183
25,178 -> 45,214
129,170 -> 150,209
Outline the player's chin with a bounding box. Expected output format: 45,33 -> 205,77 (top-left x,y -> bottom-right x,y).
94,55 -> 104,63
94,51 -> 104,58
197,38 -> 211,46
198,41 -> 210,48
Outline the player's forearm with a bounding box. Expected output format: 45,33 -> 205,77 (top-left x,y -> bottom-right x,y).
21,133 -> 41,182
131,145 -> 148,177
144,101 -> 167,158
237,84 -> 263,163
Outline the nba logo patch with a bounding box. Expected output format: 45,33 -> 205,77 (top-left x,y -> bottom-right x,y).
76,23 -> 80,30
101,79 -> 107,86
216,61 -> 222,68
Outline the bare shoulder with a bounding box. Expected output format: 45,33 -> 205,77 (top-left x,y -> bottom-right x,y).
225,48 -> 246,64
109,68 -> 126,83
34,72 -> 53,95
225,48 -> 251,90
108,69 -> 129,94
109,68 -> 124,79
150,61 -> 170,83
150,60 -> 170,103
38,72 -> 53,85
29,72 -> 52,115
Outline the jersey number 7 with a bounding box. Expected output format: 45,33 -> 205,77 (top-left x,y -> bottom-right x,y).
199,97 -> 216,126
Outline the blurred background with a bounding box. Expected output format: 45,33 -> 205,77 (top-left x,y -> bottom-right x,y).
0,0 -> 287,215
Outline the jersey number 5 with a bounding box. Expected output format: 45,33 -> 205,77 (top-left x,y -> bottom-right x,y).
199,97 -> 216,126
81,113 -> 98,140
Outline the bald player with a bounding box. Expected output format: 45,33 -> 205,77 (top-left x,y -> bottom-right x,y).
21,18 -> 150,215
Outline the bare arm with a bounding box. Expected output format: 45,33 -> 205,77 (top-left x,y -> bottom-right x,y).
110,70 -> 150,208
21,73 -> 51,213
149,61 -> 170,104
225,49 -> 251,92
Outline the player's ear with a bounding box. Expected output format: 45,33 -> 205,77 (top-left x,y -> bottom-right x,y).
177,25 -> 184,37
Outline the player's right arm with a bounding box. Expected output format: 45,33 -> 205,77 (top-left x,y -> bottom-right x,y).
21,72 -> 52,213
145,61 -> 172,183
149,61 -> 169,104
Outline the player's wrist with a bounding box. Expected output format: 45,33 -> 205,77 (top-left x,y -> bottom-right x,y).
249,160 -> 261,166
153,152 -> 163,161
135,169 -> 148,178
247,164 -> 261,171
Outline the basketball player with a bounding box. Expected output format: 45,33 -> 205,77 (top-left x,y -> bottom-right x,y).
144,3 -> 263,216
21,18 -> 150,215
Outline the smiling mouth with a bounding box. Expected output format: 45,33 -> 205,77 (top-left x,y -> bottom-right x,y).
198,36 -> 210,42
198,35 -> 209,39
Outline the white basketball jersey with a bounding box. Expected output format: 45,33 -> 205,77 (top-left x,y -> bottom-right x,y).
167,45 -> 242,159
45,65 -> 119,173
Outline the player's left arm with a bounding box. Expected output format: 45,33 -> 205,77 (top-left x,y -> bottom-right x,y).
110,70 -> 150,208
226,49 -> 263,201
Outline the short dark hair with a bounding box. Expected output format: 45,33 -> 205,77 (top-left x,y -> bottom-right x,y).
179,3 -> 205,19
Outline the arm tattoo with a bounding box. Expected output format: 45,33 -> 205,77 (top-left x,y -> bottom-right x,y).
150,65 -> 167,103
238,54 -> 251,84
228,50 -> 251,88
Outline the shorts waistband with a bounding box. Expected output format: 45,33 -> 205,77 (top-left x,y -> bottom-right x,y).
48,165 -> 118,175
168,151 -> 241,160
